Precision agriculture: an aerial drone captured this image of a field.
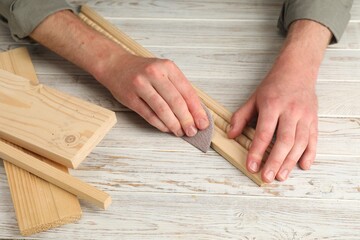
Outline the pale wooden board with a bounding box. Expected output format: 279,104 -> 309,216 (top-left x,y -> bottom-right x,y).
80,148 -> 360,200
3,153 -> 82,236
1,21 -> 360,50
0,139 -> 111,210
73,19 -> 360,50
0,187 -> 359,239
0,48 -> 82,236
12,45 -> 360,82
69,0 -> 360,21
0,69 -> 116,168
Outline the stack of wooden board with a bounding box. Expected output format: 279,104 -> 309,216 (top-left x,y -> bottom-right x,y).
0,48 -> 116,236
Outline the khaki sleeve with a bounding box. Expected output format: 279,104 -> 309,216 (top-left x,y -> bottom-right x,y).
0,0 -> 78,41
278,0 -> 353,44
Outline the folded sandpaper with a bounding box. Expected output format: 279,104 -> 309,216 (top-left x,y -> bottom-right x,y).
182,104 -> 214,152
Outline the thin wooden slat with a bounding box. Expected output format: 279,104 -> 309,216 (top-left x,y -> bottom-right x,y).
0,139 -> 111,210
0,48 -> 82,236
0,48 -> 39,84
79,5 -> 264,185
212,126 -> 263,186
0,68 -> 116,168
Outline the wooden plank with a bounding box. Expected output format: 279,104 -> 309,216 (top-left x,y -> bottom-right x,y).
3,153 -> 82,236
79,5 -> 264,186
0,48 -> 39,84
0,48 -> 82,236
16,45 -> 360,83
0,68 -> 116,168
1,189 -> 359,239
71,0 -> 284,20
211,126 -> 263,186
85,19 -> 360,50
0,139 -> 111,210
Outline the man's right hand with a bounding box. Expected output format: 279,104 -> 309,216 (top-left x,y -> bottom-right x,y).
97,53 -> 210,137
30,10 -> 209,137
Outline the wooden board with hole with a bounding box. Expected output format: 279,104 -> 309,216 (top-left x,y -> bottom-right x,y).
0,48 -> 82,236
0,63 -> 116,169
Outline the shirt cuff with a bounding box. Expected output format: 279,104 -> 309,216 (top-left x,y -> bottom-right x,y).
8,0 -> 79,41
278,0 -> 353,44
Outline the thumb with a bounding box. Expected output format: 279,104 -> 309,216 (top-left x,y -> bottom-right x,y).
228,96 -> 256,139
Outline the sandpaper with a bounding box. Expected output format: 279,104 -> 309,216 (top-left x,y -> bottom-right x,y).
182,103 -> 214,152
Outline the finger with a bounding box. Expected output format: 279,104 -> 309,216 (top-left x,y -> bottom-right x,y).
228,96 -> 257,139
276,121 -> 310,181
130,97 -> 170,133
261,114 -> 297,183
167,61 -> 209,130
151,72 -> 198,137
246,108 -> 278,174
137,83 -> 183,137
299,120 -> 318,170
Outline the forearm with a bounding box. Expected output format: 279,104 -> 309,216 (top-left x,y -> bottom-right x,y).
272,20 -> 332,85
30,10 -> 128,89
30,9 -> 209,137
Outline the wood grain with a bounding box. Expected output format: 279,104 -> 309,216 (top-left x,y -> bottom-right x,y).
0,47 -> 82,236
0,69 -> 116,168
0,139 -> 111,210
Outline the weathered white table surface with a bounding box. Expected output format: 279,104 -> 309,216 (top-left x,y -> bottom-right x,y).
1,0 -> 360,239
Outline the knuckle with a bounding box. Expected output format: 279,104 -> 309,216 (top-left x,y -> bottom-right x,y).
144,63 -> 160,76
170,95 -> 185,108
154,102 -> 168,115
162,59 -> 175,68
263,96 -> 279,109
277,133 -> 295,147
132,75 -> 145,88
256,130 -> 273,144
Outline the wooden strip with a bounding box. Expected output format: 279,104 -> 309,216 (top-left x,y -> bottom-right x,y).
0,139 -> 111,210
0,68 -> 116,168
211,126 -> 263,186
79,5 -> 264,185
0,48 -> 39,85
0,48 -> 82,236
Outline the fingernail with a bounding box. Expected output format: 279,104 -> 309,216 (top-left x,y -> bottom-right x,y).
197,118 -> 209,130
265,170 -> 275,182
176,129 -> 184,137
249,161 -> 259,172
186,125 -> 197,137
279,169 -> 289,181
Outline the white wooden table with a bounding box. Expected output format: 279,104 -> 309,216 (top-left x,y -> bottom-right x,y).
1,1 -> 360,239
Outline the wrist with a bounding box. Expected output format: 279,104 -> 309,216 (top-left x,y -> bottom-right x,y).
268,20 -> 332,85
90,40 -> 131,89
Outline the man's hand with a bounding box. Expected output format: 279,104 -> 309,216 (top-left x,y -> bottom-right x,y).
228,20 -> 332,183
97,54 -> 209,137
30,10 -> 209,137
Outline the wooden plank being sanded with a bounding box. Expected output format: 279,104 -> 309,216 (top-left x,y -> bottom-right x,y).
78,5 -> 264,186
0,139 -> 112,210
0,68 -> 116,169
0,47 -> 82,236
